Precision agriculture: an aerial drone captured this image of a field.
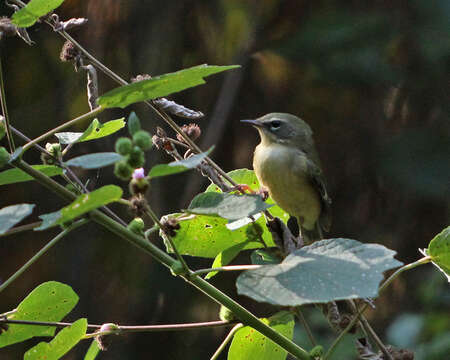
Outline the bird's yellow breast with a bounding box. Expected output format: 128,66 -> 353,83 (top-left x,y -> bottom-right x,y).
253,143 -> 321,230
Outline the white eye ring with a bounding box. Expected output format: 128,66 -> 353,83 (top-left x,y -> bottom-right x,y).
270,120 -> 281,130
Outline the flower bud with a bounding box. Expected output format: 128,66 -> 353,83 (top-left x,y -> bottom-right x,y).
127,146 -> 145,168
127,217 -> 145,235
132,130 -> 152,151
115,137 -> 132,155
114,160 -> 133,181
219,306 -> 236,321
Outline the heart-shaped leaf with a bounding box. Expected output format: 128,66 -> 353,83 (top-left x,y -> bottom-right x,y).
425,226 -> 450,282
55,118 -> 125,144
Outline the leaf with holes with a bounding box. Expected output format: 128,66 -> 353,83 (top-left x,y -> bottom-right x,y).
237,238 -> 403,306
65,153 -> 122,169
161,214 -> 274,258
228,311 -> 295,360
97,64 -> 239,108
11,0 -> 65,28
24,318 -> 87,360
0,204 -> 35,235
425,226 -> 450,282
0,165 -> 63,186
55,118 -> 125,144
36,185 -> 122,230
0,281 -> 78,348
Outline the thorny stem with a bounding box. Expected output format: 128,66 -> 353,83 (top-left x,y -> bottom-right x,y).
210,323 -> 244,360
22,106 -> 104,152
323,256 -> 432,360
0,56 -> 15,151
0,219 -> 88,294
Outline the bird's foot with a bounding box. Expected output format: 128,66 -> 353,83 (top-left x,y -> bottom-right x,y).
267,217 -> 297,255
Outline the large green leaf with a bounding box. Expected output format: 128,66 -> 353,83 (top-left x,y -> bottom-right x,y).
228,311 -> 295,360
206,168 -> 290,223
0,204 -> 35,235
55,118 -> 125,145
37,185 -> 123,230
0,282 -> 78,348
162,214 -> 275,258
24,318 -> 87,360
148,148 -> 212,178
187,192 -> 273,221
237,238 -> 403,306
426,226 -> 450,282
65,153 -> 122,169
97,64 -> 239,109
0,165 -> 63,186
11,0 -> 65,28
205,242 -> 249,279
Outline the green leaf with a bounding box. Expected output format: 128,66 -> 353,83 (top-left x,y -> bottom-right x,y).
127,112 -> 141,136
24,318 -> 87,360
0,165 -> 63,186
148,148 -> 213,178
187,192 -> 273,221
228,311 -> 294,360
84,340 -> 101,360
426,226 -> 450,282
237,238 -> 403,306
206,169 -> 290,223
0,281 -> 78,348
55,118 -> 125,144
162,214 -> 274,258
65,152 -> 122,169
0,203 -> 35,235
205,242 -> 248,279
37,185 -> 123,230
11,0 -> 65,28
98,64 -> 240,109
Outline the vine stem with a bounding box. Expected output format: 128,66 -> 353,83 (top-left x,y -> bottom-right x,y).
11,159 -> 311,360
0,56 -> 15,151
191,265 -> 261,276
0,221 -> 42,237
210,323 -> 243,360
0,219 -> 88,294
22,106 -> 104,152
0,318 -> 234,333
323,256 -> 432,360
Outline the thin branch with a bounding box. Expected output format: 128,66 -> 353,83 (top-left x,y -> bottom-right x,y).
210,323 -> 243,360
0,219 -> 89,294
0,56 -> 15,151
293,307 -> 316,347
0,221 -> 42,237
191,265 -> 261,277
22,106 -> 104,152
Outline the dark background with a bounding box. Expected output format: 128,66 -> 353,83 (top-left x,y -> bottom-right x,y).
1,0 -> 449,359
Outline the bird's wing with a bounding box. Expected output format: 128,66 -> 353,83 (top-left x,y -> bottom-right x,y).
306,157 -> 332,233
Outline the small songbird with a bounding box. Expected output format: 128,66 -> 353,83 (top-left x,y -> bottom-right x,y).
242,113 -> 331,243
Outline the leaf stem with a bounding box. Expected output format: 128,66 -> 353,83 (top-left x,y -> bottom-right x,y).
0,221 -> 42,237
0,219 -> 88,294
191,265 -> 262,276
293,307 -> 316,347
210,323 -> 243,360
22,106 -> 104,152
0,56 -> 15,152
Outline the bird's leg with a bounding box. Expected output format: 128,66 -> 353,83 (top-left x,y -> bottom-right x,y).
267,217 -> 297,255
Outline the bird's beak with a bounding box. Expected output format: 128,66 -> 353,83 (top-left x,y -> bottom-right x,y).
240,119 -> 262,127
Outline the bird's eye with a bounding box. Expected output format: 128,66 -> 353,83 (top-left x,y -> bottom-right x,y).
270,120 -> 281,130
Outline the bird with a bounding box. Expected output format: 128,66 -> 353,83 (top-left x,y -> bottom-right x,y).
241,113 -> 331,244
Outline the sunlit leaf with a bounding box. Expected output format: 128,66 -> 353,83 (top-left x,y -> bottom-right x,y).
148,148 -> 213,178
65,153 -> 122,169
11,0 -> 65,28
205,242 -> 248,279
0,203 -> 35,235
97,64 -> 239,109
0,282 -> 78,348
0,165 -> 63,186
24,318 -> 87,360
425,226 -> 450,282
55,118 -> 125,145
162,214 -> 274,258
237,238 -> 403,306
84,340 -> 101,360
228,311 -> 294,360
37,185 -> 123,230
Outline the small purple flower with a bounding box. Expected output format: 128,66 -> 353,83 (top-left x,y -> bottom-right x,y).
132,167 -> 145,180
